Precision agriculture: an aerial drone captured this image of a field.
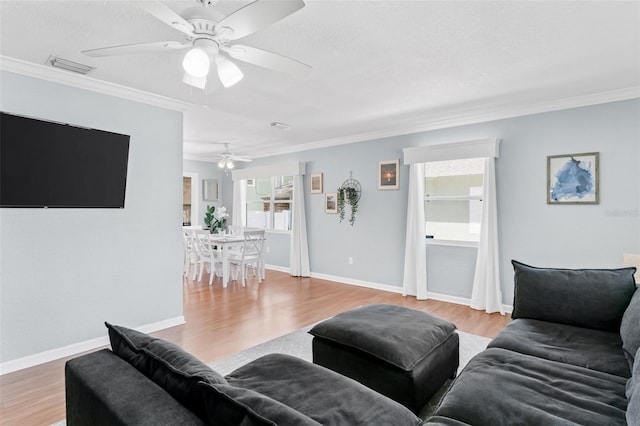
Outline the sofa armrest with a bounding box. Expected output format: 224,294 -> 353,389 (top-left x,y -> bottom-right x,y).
65,349 -> 205,426
511,260 -> 636,331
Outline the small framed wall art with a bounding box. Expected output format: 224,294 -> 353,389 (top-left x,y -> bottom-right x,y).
325,192 -> 338,213
547,152 -> 599,204
310,173 -> 323,194
378,159 -> 400,190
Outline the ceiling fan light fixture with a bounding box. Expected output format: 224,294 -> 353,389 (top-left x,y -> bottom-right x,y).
216,56 -> 243,88
182,72 -> 207,89
218,157 -> 234,169
183,47 -> 210,78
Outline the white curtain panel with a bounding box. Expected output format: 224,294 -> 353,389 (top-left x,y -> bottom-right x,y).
470,157 -> 504,314
290,174 -> 311,276
232,179 -> 246,227
403,163 -> 428,299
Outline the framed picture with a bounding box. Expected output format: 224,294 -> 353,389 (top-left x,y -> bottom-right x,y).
547,152 -> 599,204
378,159 -> 400,190
310,173 -> 323,194
246,178 -> 255,187
325,192 -> 338,213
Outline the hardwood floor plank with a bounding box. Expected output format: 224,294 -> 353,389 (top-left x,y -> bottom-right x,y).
0,270 -> 510,425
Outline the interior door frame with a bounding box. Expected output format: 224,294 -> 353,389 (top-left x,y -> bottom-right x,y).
183,172 -> 199,226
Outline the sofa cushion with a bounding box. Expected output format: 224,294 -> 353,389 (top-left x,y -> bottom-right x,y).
511,260 -> 636,331
198,383 -> 322,426
434,348 -> 628,426
620,287 -> 640,367
488,318 -> 630,377
106,322 -> 227,420
626,346 -> 640,425
226,353 -> 423,426
308,304 -> 456,370
66,349 -> 206,426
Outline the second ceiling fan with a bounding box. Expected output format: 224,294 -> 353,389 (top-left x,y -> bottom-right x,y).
83,0 -> 311,89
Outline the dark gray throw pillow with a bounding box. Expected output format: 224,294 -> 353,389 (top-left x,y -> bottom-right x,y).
621,287 -> 640,367
511,260 -> 636,331
105,322 -> 227,420
198,382 -> 322,426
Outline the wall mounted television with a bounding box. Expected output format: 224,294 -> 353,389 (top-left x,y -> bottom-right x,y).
0,112 -> 130,208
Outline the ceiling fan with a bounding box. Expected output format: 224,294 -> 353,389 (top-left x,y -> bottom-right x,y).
82,0 -> 311,89
216,143 -> 252,169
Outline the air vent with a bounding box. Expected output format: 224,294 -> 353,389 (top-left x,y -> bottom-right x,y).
268,122 -> 291,130
47,56 -> 94,75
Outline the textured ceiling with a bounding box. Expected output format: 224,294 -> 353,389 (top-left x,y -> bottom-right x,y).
1,0 -> 639,162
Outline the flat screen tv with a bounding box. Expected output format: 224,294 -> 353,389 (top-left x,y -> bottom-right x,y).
0,112 -> 130,208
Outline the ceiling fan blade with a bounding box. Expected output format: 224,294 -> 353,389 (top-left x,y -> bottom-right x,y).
215,0 -> 305,41
182,72 -> 207,90
138,1 -> 195,37
232,157 -> 253,162
222,45 -> 311,76
82,41 -> 190,57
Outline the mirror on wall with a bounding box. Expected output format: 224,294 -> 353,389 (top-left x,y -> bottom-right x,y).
203,179 -> 219,201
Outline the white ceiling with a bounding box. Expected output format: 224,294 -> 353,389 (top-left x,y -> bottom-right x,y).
1,0 -> 639,162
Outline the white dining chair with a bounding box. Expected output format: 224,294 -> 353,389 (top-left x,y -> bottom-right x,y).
182,229 -> 199,279
193,231 -> 222,285
228,229 -> 265,287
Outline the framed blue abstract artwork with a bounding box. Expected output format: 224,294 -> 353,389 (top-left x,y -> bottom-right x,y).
547,152 -> 599,204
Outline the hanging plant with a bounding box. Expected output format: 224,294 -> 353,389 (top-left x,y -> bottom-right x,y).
346,187 -> 359,226
337,188 -> 346,222
337,186 -> 360,226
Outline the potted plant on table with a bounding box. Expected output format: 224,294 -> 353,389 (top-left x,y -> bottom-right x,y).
204,205 -> 229,234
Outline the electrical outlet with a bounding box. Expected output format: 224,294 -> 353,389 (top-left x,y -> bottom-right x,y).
348,257 -> 354,265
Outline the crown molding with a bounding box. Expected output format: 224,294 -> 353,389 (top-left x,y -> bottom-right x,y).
256,86 -> 640,159
0,55 -> 192,112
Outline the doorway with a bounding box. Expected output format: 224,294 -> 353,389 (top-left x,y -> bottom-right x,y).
183,173 -> 199,226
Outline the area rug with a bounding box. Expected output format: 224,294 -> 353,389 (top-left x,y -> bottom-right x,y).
209,325 -> 491,419
50,326 -> 490,425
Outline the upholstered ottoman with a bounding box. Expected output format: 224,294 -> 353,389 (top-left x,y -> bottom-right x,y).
309,304 -> 459,414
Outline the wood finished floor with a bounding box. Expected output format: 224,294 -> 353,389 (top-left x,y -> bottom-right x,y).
0,270 -> 510,425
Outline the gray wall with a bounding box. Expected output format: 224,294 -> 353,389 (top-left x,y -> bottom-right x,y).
0,71 -> 184,362
183,159 -> 230,227
247,99 -> 640,305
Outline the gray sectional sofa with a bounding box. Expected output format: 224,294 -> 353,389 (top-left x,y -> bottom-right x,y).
427,260 -> 640,426
66,260 -> 640,425
65,322 -> 423,425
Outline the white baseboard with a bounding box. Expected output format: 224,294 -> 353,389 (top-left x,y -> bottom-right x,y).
426,292 -> 513,314
266,265 -> 513,314
0,316 -> 185,376
265,264 -> 290,273
310,272 -> 405,294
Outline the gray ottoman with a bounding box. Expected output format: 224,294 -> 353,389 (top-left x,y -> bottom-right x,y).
309,304 -> 459,414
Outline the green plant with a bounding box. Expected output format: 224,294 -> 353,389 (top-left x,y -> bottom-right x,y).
346,187 -> 359,226
204,205 -> 228,233
337,186 -> 359,226
338,188 -> 346,222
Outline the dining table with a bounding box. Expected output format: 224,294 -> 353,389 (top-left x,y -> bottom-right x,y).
207,233 -> 244,288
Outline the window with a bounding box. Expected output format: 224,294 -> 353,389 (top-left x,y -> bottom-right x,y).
424,158 -> 484,242
245,175 -> 293,231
